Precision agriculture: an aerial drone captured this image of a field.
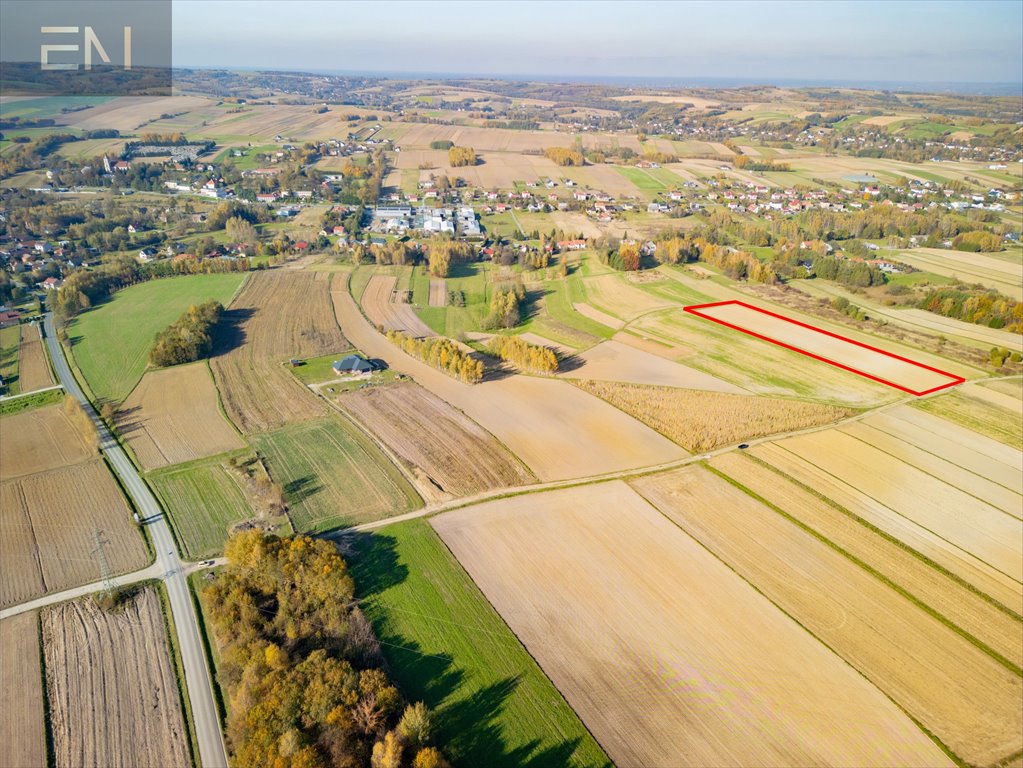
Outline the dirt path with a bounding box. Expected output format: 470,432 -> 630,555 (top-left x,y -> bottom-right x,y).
428,278 -> 447,307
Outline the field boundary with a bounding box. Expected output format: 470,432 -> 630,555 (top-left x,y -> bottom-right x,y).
683,300 -> 965,396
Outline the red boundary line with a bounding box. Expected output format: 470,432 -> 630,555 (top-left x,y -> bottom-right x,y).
682,300 -> 965,397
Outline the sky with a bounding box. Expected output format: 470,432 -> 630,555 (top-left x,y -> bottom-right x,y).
173,0 -> 1023,85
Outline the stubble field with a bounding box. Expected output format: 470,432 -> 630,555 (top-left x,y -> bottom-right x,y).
0,612 -> 46,768
42,588 -> 191,768
17,323 -> 53,392
361,274 -> 437,336
336,381 -> 535,498
632,464 -> 1022,767
433,482 -> 952,768
117,362 -> 245,470
211,271 -> 349,433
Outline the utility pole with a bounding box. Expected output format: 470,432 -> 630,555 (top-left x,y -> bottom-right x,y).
91,527 -> 116,597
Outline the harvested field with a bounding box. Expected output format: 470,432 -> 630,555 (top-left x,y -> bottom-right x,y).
42,588 -> 191,768
709,452 -> 1023,669
582,273 -> 676,321
334,282 -> 685,480
0,612 -> 46,768
686,301 -> 964,395
893,248 -> 1022,300
1,460 -> 148,607
916,388 -> 1023,450
252,417 -> 420,532
751,441 -> 1023,614
211,271 -> 349,433
767,429 -> 1022,582
361,274 -> 436,336
336,381 -> 534,498
17,324 -> 52,392
635,464 -> 1022,767
571,302 -> 624,329
981,376 -> 1023,400
0,404 -> 93,480
559,339 -> 746,392
576,380 -> 852,451
434,483 -> 951,768
965,381 -> 1023,412
428,278 -> 447,307
117,362 -> 245,470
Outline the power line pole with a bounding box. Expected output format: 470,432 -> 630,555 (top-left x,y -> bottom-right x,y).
91,527 -> 115,597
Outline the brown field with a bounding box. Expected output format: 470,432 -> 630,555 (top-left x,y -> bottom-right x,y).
765,428 -> 1022,582
1,460 -> 148,608
334,281 -> 685,480
892,248 -> 1022,300
916,388 -> 1023,450
17,323 -> 53,392
117,362 -> 245,470
336,381 -> 534,497
434,482 -> 951,768
571,301 -> 624,329
560,339 -> 746,392
57,95 -> 215,131
42,588 -> 191,768
633,464 -> 1021,767
361,275 -> 436,336
0,404 -> 93,480
211,271 -> 349,433
428,278 -> 447,307
688,301 -> 964,394
709,452 -> 1023,669
576,380 -> 852,451
0,612 -> 46,768
963,380 -> 1023,413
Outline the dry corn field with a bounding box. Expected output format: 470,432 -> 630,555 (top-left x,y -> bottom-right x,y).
42,588 -> 191,768
211,271 -> 349,433
574,380 -> 853,451
632,464 -> 1022,767
117,362 -> 245,470
433,482 -> 951,768
336,381 -> 534,499
17,324 -> 53,392
0,612 -> 46,768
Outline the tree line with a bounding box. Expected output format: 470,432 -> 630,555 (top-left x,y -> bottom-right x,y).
385,330 -> 484,383
481,283 -> 525,329
488,336 -> 558,374
149,300 -> 223,367
204,531 -> 449,768
543,147 -> 585,166
917,285 -> 1022,333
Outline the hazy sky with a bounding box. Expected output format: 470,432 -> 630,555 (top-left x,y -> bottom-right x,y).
173,0 -> 1023,84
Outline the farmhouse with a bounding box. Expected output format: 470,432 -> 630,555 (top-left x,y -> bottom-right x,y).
333,355 -> 376,376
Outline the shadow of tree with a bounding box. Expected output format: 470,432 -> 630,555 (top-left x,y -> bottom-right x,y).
283,474 -> 321,506
210,307 -> 255,356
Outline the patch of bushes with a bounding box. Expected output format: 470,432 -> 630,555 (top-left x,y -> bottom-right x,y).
149,300 -> 223,367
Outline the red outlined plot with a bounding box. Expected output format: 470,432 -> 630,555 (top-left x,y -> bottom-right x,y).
683,300 -> 965,396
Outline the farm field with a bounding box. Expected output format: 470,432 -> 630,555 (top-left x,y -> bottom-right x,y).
0,323 -> 18,393
0,403 -> 93,478
150,459 -> 257,560
575,381 -> 853,451
570,301 -> 623,329
761,428 -> 1022,582
890,247 -> 1023,300
559,339 -> 746,391
17,323 -> 53,392
428,278 -> 447,307
334,281 -> 686,480
981,376 -> 1023,400
685,300 -> 964,395
336,381 -> 534,499
709,451 -> 1023,669
117,362 -> 245,470
210,270 -> 349,433
69,272 -> 246,403
252,417 -> 421,532
915,387 -> 1023,450
349,519 -> 610,768
433,482 -> 951,768
632,464 -> 1022,767
580,273 -> 678,321
361,274 -> 436,336
0,612 -> 46,768
42,587 -> 191,768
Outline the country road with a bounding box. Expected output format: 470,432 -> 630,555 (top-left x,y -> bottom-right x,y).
42,314 -> 229,768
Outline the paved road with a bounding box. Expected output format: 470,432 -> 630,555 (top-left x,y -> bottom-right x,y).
43,314 -> 228,768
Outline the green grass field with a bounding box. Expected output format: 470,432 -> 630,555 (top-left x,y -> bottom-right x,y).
0,96 -> 112,120
349,519 -> 611,768
613,165 -> 666,192
0,387 -> 63,416
252,417 -> 421,533
915,390 -> 1023,450
151,458 -> 258,560
69,273 -> 246,403
0,324 -> 20,395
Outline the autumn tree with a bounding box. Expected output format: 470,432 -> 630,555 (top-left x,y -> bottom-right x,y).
447,146 -> 477,167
